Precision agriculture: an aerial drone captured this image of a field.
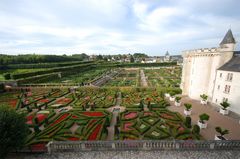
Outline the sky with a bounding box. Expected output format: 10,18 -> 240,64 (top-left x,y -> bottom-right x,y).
0,0 -> 240,56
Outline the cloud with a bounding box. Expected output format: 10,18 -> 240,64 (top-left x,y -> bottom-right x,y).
0,0 -> 239,55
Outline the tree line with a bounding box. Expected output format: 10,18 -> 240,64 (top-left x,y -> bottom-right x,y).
0,54 -> 89,65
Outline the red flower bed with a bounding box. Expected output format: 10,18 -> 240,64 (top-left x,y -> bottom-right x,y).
26,115 -> 34,121
107,96 -> 113,100
124,112 -> 137,119
88,124 -> 102,140
38,99 -> 49,103
160,113 -> 175,120
56,98 -> 71,104
37,114 -> 47,123
83,112 -> 104,117
146,97 -> 153,101
72,115 -> 78,119
51,113 -> 69,126
30,143 -> 46,151
26,115 -> 34,125
178,126 -> 185,133
68,137 -> 79,141
123,122 -> 133,131
9,100 -> 17,108
144,112 -> 153,116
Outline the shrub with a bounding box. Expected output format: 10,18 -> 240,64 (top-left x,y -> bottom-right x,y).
199,113 -> 209,123
192,125 -> 200,135
215,126 -> 229,137
220,101 -> 230,110
169,91 -> 176,97
184,103 -> 192,111
175,96 -> 181,103
200,94 -> 208,101
185,116 -> 192,128
105,116 -> 110,127
3,73 -> 11,80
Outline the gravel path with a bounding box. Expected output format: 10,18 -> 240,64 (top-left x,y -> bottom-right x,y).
140,70 -> 148,87
7,150 -> 240,159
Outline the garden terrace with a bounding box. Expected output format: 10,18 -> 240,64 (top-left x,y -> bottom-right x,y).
144,67 -> 181,88
120,109 -> 199,140
104,69 -> 140,87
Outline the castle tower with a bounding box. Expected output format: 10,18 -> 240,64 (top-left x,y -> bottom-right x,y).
164,51 -> 170,62
181,29 -> 236,101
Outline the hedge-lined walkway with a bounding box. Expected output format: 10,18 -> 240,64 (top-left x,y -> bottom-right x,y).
140,70 -> 148,87
107,92 -> 122,140
168,96 -> 240,140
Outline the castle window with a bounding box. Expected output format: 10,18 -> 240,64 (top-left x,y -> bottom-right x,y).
215,99 -> 218,103
220,73 -> 222,78
226,73 -> 233,81
217,85 -> 220,90
224,85 -> 231,94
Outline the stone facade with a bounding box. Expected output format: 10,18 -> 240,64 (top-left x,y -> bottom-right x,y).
181,29 -> 240,114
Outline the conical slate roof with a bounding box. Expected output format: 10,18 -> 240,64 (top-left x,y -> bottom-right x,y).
165,51 -> 169,56
220,29 -> 236,45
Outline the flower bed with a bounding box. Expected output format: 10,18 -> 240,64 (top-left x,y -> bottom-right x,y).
50,113 -> 69,126
88,124 -> 102,140
56,98 -> 72,104
83,112 -> 105,117
124,112 -> 137,119
123,122 -> 133,131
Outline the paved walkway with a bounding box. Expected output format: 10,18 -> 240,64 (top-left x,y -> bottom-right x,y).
167,96 -> 240,140
106,92 -> 122,140
140,69 -> 148,87
7,150 -> 240,159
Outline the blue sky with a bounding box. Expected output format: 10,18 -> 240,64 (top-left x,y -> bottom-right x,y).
0,0 -> 240,56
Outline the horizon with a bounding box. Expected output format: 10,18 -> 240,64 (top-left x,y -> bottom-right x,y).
0,0 -> 240,56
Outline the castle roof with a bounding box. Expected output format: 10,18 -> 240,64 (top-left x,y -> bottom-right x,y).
165,51 -> 169,56
220,29 -> 236,45
218,52 -> 240,72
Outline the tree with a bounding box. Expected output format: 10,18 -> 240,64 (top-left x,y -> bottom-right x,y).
184,103 -> 192,111
215,126 -> 229,138
130,55 -> 135,63
185,116 -> 192,128
200,94 -> 208,101
0,105 -> 28,158
199,113 -> 209,123
220,101 -> 230,110
3,73 -> 11,80
105,116 -> 110,127
139,99 -> 144,111
192,125 -> 200,135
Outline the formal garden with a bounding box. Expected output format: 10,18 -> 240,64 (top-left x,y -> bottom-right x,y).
0,84 -> 204,151
144,67 -> 181,88
104,69 -> 140,87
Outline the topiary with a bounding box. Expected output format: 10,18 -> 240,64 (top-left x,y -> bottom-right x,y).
185,116 -> 192,128
192,124 -> 200,135
199,113 -> 209,123
184,103 -> 192,111
215,126 -> 229,137
220,101 -> 230,110
200,94 -> 208,101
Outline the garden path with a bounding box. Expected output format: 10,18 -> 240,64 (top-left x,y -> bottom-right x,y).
140,70 -> 148,87
107,92 -> 122,140
167,96 -> 240,140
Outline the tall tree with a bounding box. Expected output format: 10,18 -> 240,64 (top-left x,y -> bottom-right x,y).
0,105 -> 29,158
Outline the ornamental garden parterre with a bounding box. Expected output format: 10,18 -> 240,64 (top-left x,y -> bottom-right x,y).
0,66 -> 202,151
